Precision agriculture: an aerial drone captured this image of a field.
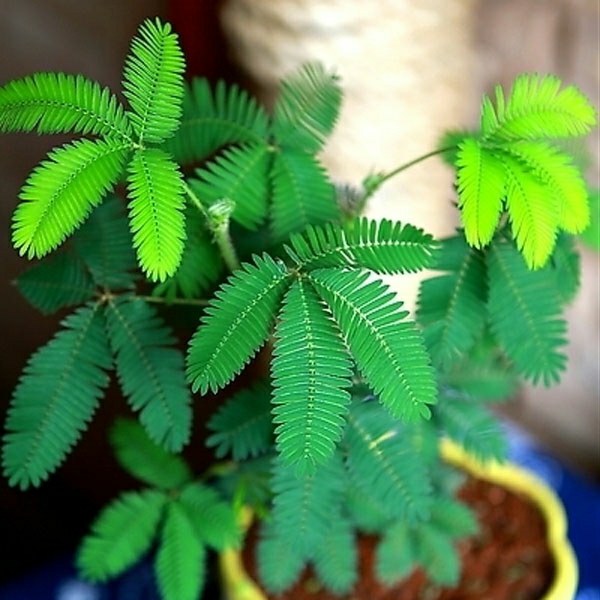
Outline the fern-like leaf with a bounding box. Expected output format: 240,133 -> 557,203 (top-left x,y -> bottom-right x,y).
77,489 -> 166,582
504,140 -> 590,235
286,218 -> 438,273
110,419 -> 192,489
257,521 -> 305,594
126,148 -> 186,281
345,401 -> 432,522
456,138 -> 505,249
481,74 -> 597,141
122,18 -> 185,144
0,72 -> 132,139
73,194 -> 138,289
268,453 -> 346,558
189,143 -> 270,230
549,233 -> 581,305
310,269 -> 436,421
163,78 -> 269,165
487,239 -> 567,385
272,63 -> 342,152
12,138 -> 130,259
2,303 -> 111,489
270,149 -> 339,242
434,394 -> 507,462
417,236 -> 487,368
187,254 -> 291,394
15,250 -> 95,314
312,518 -> 357,595
153,206 -> 221,300
156,501 -> 206,600
375,521 -> 417,585
272,279 -> 352,475
105,297 -> 192,451
206,380 -> 273,461
178,483 -> 241,550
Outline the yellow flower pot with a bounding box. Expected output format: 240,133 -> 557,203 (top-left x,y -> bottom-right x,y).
219,441 -> 579,600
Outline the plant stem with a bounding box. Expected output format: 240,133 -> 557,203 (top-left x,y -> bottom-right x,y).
135,294 -> 210,307
363,145 -> 457,200
183,181 -> 241,272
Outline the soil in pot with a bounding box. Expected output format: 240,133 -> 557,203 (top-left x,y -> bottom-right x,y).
242,475 -> 554,600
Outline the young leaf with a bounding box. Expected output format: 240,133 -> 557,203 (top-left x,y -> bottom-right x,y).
126,148 -> 186,282
456,138 -> 505,249
416,524 -> 461,586
346,401 -> 432,523
12,138 -> 130,259
285,218 -> 438,274
110,419 -> 192,489
15,250 -> 95,314
310,269 -> 436,421
206,380 -> 273,461
162,78 -> 269,165
417,236 -> 487,369
73,194 -> 138,289
428,497 -> 477,540
156,501 -> 206,600
487,239 -> 567,385
178,483 -> 241,550
270,149 -> 339,242
187,254 -> 291,394
272,63 -> 342,153
272,279 -> 352,476
0,72 -> 132,140
376,521 -> 417,585
547,233 -> 581,306
189,143 -> 271,230
105,296 -> 192,452
482,74 -> 597,141
77,489 -> 166,582
122,18 -> 185,144
3,303 -> 111,489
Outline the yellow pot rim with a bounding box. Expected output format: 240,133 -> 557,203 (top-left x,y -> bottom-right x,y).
220,441 -> 579,600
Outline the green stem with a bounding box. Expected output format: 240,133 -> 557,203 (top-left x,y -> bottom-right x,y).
364,145 -> 458,199
135,294 -> 210,307
183,181 -> 241,272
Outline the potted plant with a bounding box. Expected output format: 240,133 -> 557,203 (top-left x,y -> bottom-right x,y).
1,16 -> 596,600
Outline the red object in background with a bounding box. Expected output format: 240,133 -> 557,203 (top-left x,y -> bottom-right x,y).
166,0 -> 229,80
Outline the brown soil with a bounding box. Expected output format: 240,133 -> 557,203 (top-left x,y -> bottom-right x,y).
242,476 -> 554,600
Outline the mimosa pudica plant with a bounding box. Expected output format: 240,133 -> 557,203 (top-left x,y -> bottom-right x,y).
0,17 -> 597,600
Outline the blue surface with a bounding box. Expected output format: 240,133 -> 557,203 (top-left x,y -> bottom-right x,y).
1,424 -> 599,600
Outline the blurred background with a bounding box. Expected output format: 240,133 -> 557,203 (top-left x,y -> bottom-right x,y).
0,0 -> 598,592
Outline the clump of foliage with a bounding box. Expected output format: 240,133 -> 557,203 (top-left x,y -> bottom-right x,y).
0,17 -> 596,600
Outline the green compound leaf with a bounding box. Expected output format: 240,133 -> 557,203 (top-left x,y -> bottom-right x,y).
2,303 -> 111,489
190,143 -> 271,230
272,279 -> 352,476
310,269 -> 436,421
376,521 -> 418,585
187,254 -> 291,394
580,189 -> 599,250
285,218 -> 438,274
163,77 -> 269,165
417,235 -> 487,369
456,138 -> 505,249
77,489 -> 167,582
481,73 -> 597,141
0,72 -> 132,140
12,138 -> 130,259
122,18 -> 185,144
105,296 -> 192,452
126,148 -> 186,282
110,418 -> 192,490
206,380 -> 273,461
15,250 -> 95,314
487,239 -> 567,386
156,501 -> 206,600
270,149 -> 339,242
272,62 -> 342,153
